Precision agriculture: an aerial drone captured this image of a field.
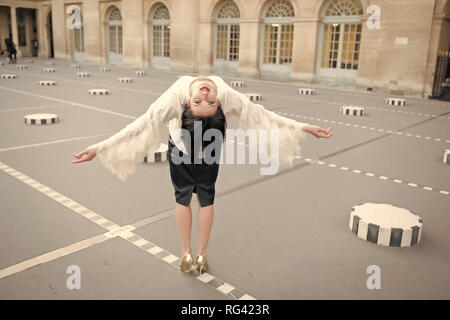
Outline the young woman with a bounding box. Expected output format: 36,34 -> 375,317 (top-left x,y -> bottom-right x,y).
72,75 -> 333,274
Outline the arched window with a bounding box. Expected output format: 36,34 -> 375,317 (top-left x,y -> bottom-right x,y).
260,0 -> 294,79
108,7 -> 122,64
215,0 -> 240,71
325,0 -> 362,16
152,4 -> 170,58
317,0 -> 363,84
262,0 -> 294,65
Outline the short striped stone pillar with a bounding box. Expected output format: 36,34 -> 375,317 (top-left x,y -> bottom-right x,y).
24,113 -> 59,125
298,88 -> 315,95
118,77 -> 133,83
144,143 -> 168,163
1,74 -> 17,79
38,80 -> 56,86
44,68 -> 55,73
135,70 -> 146,76
77,72 -> 90,78
230,80 -> 246,87
386,98 -> 407,106
71,64 -> 81,69
89,89 -> 110,95
349,203 -> 423,247
100,67 -> 110,72
244,93 -> 262,101
443,150 -> 450,164
340,105 -> 364,116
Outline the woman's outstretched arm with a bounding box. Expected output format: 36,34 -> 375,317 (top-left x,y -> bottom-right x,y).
209,75 -> 333,167
71,76 -> 192,181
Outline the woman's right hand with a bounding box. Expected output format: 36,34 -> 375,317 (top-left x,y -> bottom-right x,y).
72,148 -> 97,164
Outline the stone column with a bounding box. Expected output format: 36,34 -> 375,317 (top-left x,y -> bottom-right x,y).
10,6 -> 22,58
35,6 -> 48,58
51,0 -> 68,59
290,18 -> 320,82
170,0 -> 197,72
196,19 -> 214,74
83,0 -> 103,64
237,19 -> 260,78
122,0 -> 144,67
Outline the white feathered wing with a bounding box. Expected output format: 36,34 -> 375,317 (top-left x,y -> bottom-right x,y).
210,76 -> 310,169
86,77 -> 190,182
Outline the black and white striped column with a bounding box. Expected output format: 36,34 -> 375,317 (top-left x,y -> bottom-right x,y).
349,203 -> 423,247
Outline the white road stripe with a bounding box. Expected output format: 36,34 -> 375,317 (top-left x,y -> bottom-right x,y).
0,161 -> 119,230
277,111 -> 450,144
296,158 -> 449,197
0,233 -> 110,279
0,133 -> 113,152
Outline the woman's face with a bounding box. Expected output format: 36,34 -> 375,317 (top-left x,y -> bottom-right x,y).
188,77 -> 219,117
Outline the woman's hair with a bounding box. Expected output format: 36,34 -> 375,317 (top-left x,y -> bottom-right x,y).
181,102 -> 227,148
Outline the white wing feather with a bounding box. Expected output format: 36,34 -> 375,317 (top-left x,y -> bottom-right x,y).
86,76 -> 191,182
210,76 -> 310,168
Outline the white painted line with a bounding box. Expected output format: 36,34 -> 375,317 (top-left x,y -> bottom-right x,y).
105,225 -> 135,238
423,186 -> 433,191
148,246 -> 163,255
0,133 -> 113,152
0,161 -> 117,230
0,233 -> 110,279
95,218 -> 108,225
379,176 -> 388,180
408,183 -> 418,187
217,283 -> 235,295
366,173 -> 375,177
0,105 -> 65,113
162,254 -> 179,264
83,212 -> 97,218
123,230 -> 258,300
133,238 -> 149,247
197,272 -> 215,283
393,179 -> 403,184
0,86 -> 136,120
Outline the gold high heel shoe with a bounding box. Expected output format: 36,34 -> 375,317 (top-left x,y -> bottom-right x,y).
195,255 -> 209,274
179,253 -> 195,272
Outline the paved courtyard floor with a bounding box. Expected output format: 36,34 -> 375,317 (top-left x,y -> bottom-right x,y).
0,58 -> 449,299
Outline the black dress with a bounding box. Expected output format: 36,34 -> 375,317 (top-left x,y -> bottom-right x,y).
168,129 -> 222,207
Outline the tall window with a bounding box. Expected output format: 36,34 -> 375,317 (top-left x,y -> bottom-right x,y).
320,0 -> 362,70
215,1 -> 240,63
17,9 -> 26,46
262,0 -> 294,65
108,8 -> 122,55
73,12 -> 84,53
152,4 -> 170,58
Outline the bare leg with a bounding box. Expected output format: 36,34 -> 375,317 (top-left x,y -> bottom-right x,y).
196,195 -> 214,257
175,201 -> 192,257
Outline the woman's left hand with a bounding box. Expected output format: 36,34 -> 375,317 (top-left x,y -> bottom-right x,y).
304,125 -> 333,138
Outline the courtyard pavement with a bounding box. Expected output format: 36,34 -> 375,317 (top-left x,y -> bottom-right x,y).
0,58 -> 449,299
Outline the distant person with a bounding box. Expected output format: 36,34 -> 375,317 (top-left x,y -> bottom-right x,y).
5,37 -> 17,64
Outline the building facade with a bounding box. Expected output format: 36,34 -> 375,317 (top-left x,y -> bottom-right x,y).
0,0 -> 449,97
